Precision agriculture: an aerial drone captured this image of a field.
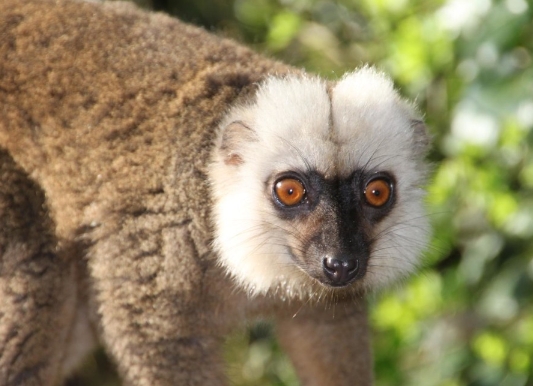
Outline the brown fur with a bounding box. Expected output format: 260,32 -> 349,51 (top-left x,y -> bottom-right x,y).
0,1 -> 373,385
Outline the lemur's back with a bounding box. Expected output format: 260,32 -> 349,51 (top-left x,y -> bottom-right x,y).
0,0 -> 290,241
0,1 -> 293,384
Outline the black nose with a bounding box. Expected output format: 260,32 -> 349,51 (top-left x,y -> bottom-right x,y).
322,257 -> 359,286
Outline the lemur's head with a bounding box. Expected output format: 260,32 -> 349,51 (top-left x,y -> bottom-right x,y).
210,67 -> 430,299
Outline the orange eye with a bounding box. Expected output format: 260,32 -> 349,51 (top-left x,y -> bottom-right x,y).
274,178 -> 305,206
364,178 -> 392,207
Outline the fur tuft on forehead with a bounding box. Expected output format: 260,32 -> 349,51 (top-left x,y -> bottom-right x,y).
215,74 -> 335,180
333,67 -> 414,139
227,68 -> 424,179
331,67 -> 425,175
243,75 -> 334,178
252,75 -> 330,140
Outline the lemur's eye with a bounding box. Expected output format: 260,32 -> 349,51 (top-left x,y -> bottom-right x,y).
274,178 -> 305,206
364,177 -> 392,207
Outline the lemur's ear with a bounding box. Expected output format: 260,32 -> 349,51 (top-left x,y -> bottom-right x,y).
218,121 -> 258,166
410,119 -> 431,156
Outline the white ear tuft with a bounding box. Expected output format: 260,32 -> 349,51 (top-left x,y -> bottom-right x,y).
218,121 -> 257,166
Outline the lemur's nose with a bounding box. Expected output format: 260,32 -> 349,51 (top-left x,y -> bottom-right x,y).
322,257 -> 358,286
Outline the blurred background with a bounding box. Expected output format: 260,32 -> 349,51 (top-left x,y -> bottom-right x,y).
72,0 -> 533,385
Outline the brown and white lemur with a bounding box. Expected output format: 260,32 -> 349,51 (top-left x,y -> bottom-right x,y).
0,0 -> 430,385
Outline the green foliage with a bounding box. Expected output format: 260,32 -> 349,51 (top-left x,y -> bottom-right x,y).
92,0 -> 533,384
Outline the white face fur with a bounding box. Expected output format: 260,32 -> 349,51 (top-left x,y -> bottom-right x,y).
209,67 -> 429,299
